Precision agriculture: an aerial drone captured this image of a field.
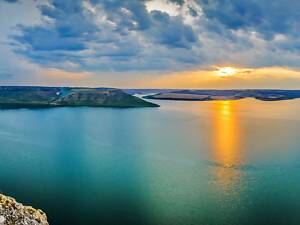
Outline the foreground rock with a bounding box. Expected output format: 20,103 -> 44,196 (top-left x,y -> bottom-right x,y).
0,194 -> 49,225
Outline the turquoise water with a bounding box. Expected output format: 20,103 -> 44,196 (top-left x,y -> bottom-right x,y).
1,99 -> 300,225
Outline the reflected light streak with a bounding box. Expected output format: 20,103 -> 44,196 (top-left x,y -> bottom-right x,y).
211,100 -> 241,192
214,101 -> 240,167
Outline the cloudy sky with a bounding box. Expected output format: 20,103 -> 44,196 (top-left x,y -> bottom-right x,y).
1,0 -> 300,88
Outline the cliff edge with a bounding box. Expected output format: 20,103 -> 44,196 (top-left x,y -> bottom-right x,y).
0,194 -> 48,225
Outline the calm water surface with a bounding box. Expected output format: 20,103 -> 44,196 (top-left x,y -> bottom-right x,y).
1,99 -> 300,225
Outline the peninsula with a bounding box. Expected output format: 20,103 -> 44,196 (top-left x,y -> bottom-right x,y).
142,89 -> 300,101
0,86 -> 159,108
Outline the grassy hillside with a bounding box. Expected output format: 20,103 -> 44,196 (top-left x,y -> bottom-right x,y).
0,86 -> 159,108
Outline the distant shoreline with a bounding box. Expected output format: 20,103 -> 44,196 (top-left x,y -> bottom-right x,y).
140,89 -> 300,102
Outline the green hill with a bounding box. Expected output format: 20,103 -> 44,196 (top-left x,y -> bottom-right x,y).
0,86 -> 159,108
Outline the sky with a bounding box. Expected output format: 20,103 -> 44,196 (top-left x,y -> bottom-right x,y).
1,0 -> 300,89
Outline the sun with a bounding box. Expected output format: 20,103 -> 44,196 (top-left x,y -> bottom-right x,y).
216,67 -> 238,77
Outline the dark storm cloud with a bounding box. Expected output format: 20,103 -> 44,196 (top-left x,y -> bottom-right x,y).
196,0 -> 300,39
95,0 -> 152,31
149,10 -> 196,48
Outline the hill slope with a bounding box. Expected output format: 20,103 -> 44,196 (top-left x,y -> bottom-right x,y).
0,86 -> 159,108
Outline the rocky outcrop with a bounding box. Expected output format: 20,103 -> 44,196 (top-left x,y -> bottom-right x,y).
0,194 -> 49,225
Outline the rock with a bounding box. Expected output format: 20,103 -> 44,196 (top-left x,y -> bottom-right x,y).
0,194 -> 49,225
0,215 -> 6,224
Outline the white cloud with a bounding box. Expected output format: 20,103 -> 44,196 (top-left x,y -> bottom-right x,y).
146,0 -> 180,16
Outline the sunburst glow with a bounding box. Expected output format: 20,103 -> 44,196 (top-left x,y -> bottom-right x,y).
216,67 -> 238,77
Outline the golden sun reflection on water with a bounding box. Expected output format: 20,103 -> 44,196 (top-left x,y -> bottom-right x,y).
213,101 -> 240,167
211,100 -> 241,192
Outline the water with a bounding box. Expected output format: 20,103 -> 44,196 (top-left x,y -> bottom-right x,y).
1,98 -> 300,225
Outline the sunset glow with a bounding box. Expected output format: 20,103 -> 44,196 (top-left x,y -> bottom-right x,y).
216,67 -> 239,77
1,0 -> 300,88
